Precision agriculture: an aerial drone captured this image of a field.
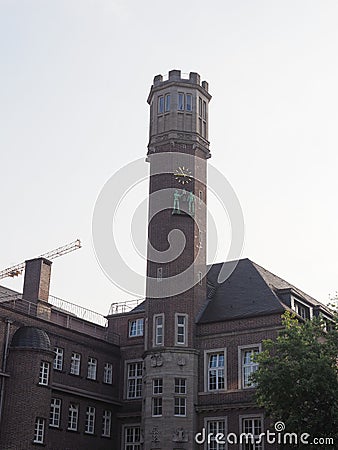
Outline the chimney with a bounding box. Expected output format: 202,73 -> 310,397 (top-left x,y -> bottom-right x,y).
23,258 -> 52,303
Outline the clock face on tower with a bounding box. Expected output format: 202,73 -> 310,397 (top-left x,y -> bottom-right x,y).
173,166 -> 193,185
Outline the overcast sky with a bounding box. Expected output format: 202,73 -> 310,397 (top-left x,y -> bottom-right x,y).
1,0 -> 337,315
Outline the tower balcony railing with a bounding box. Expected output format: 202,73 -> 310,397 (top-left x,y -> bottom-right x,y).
109,297 -> 145,315
0,292 -> 120,345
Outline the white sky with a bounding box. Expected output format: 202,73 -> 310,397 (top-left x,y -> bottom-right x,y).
1,0 -> 337,315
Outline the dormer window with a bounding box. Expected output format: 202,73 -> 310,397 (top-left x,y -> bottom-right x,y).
292,298 -> 311,320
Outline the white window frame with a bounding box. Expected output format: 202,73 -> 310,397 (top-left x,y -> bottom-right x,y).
175,313 -> 188,346
291,296 -> 313,319
126,360 -> 143,399
53,347 -> 64,371
174,378 -> 186,394
123,425 -> 141,450
239,414 -> 264,450
174,396 -> 186,417
70,352 -> 81,376
152,378 -> 163,395
102,409 -> 112,437
238,345 -> 261,389
103,362 -> 113,384
152,378 -> 163,417
68,403 -> 79,431
39,361 -> 50,385
204,416 -> 227,450
87,357 -> 97,380
152,396 -> 162,417
33,417 -> 45,444
204,349 -> 226,392
129,318 -> 144,337
153,313 -> 164,346
49,398 -> 61,428
85,406 -> 95,434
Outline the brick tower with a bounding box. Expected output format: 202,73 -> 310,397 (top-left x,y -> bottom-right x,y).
143,70 -> 211,449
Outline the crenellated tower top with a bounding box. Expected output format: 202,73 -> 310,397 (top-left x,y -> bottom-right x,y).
147,69 -> 212,157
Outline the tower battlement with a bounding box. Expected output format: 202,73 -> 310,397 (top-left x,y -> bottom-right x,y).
147,69 -> 211,154
152,69 -> 209,92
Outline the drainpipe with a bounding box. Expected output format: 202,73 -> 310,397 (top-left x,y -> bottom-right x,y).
0,319 -> 12,426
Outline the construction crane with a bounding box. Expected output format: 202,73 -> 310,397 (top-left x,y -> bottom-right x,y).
0,239 -> 82,280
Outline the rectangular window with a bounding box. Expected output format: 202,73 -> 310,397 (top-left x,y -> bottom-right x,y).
33,418 -> 45,444
206,419 -> 226,450
127,362 -> 142,399
157,267 -> 163,282
154,314 -> 164,346
87,357 -> 97,380
295,301 -> 309,320
178,92 -> 184,110
49,398 -> 61,428
241,417 -> 263,450
152,397 -> 162,416
203,121 -> 207,138
85,406 -> 95,434
241,347 -> 259,388
153,378 -> 163,395
174,397 -> 186,416
199,117 -> 202,135
203,100 -> 207,119
102,410 -> 112,437
165,93 -> 170,112
174,378 -> 186,394
39,361 -> 50,385
176,314 -> 187,345
129,318 -> 144,337
158,96 -> 164,114
208,352 -> 225,391
124,426 -> 141,450
53,347 -> 64,371
103,362 -> 113,384
186,93 -> 192,111
199,97 -> 203,116
68,403 -> 79,431
70,352 -> 81,375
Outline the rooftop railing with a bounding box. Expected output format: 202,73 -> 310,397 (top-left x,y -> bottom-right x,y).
0,293 -> 119,345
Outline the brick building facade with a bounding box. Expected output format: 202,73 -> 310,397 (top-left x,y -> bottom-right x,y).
0,71 -> 332,449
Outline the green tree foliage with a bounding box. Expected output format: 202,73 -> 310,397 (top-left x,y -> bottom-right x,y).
252,311 -> 338,448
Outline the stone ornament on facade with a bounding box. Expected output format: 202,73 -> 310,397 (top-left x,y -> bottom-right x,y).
150,353 -> 163,367
151,426 -> 160,443
173,427 -> 188,442
177,356 -> 186,366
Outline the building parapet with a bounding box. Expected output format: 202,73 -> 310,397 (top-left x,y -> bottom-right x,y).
0,294 -> 120,345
